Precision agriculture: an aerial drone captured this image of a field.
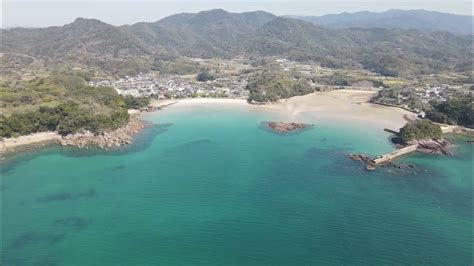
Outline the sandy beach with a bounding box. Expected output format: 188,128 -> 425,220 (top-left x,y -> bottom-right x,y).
167,91 -> 415,130
174,98 -> 248,105
0,132 -> 61,155
259,90 -> 415,130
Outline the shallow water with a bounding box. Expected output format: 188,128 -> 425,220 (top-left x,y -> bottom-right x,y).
1,104 -> 472,265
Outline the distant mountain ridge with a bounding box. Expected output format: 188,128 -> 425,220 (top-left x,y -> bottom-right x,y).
1,9 -> 472,77
287,9 -> 473,35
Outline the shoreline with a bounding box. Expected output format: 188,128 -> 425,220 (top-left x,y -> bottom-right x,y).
175,98 -> 248,105
0,132 -> 62,156
3,91 -> 468,157
0,92 -> 413,157
252,90 -> 417,131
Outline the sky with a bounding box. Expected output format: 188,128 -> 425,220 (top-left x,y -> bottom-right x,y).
2,0 -> 472,28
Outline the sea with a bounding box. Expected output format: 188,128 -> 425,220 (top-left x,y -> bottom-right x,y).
1,103 -> 472,265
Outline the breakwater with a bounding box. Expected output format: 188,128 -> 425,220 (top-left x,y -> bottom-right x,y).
372,144 -> 418,165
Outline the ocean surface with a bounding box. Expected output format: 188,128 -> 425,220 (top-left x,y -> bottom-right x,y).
1,104 -> 472,265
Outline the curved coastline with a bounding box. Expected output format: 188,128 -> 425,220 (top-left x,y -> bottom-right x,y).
0,91 -> 415,157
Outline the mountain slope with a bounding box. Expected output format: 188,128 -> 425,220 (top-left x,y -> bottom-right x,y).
1,10 -> 471,77
128,9 -> 277,58
244,17 -> 471,75
288,9 -> 473,35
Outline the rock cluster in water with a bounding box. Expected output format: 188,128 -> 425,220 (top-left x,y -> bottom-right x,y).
266,122 -> 310,133
409,139 -> 453,155
58,118 -> 150,149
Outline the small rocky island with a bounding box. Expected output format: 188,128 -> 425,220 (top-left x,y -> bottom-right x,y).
266,122 -> 311,134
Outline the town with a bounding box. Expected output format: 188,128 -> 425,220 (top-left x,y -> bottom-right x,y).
89,72 -> 250,99
371,84 -> 472,115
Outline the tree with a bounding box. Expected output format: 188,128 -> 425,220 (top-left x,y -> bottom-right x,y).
123,95 -> 150,109
196,68 -> 215,82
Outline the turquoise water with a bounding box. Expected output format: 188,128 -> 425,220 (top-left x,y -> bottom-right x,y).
1,104 -> 472,265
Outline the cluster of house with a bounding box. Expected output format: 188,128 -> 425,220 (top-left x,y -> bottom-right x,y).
88,73 -> 249,99
415,85 -> 468,104
372,84 -> 470,117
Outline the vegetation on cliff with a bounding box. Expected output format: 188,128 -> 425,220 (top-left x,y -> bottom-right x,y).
398,120 -> 442,143
426,95 -> 473,128
0,74 -> 132,138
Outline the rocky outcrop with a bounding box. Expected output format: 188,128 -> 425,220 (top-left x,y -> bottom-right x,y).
349,153 -> 416,171
58,118 -> 150,149
266,122 -> 310,133
348,154 -> 372,164
409,139 -> 453,155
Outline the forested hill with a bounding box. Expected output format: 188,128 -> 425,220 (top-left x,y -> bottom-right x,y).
1,9 -> 472,77
287,9 -> 473,35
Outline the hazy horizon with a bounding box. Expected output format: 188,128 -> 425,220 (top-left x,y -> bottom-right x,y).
2,0 -> 472,28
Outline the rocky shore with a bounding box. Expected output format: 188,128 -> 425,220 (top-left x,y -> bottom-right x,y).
266,122 -> 311,133
58,117 -> 150,149
408,139 -> 453,155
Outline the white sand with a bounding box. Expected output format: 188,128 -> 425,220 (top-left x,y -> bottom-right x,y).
149,99 -> 179,108
159,91 -> 414,131
1,132 -> 61,153
176,98 -> 248,105
260,90 -> 415,130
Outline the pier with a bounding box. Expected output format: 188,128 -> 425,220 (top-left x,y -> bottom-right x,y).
383,128 -> 400,134
372,144 -> 418,165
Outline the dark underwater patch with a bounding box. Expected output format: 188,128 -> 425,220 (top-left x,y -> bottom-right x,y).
304,146 -> 349,160
36,189 -> 96,203
53,217 -> 89,231
76,189 -> 96,199
178,139 -> 212,147
48,234 -> 66,245
165,139 -> 215,154
36,192 -> 72,202
8,231 -> 38,249
111,165 -> 126,171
